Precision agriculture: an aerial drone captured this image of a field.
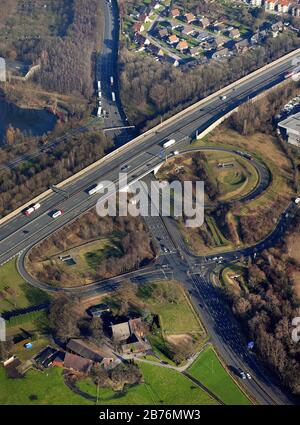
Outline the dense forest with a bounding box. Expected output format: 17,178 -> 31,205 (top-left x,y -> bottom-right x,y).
0,0 -> 101,97
0,130 -> 112,217
226,216 -> 300,395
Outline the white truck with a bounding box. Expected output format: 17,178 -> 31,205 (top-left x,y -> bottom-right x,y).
112,91 -> 116,102
97,107 -> 102,118
23,203 -> 41,216
88,183 -> 104,196
110,76 -> 114,86
163,139 -> 176,149
97,80 -> 101,90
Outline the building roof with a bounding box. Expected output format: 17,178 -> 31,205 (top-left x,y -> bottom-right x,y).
214,35 -> 226,46
67,339 -> 114,362
200,17 -> 210,27
177,40 -> 189,51
158,28 -> 169,37
64,353 -> 92,373
229,28 -> 240,37
185,13 -> 196,22
171,8 -> 180,17
168,34 -> 179,43
111,322 -> 131,342
133,22 -> 142,32
278,112 -> 300,134
129,318 -> 145,337
182,25 -> 196,35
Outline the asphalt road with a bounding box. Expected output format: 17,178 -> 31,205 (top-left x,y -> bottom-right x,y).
0,52 -> 299,266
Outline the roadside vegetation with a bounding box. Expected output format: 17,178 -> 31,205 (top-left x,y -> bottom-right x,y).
188,345 -> 251,405
26,210 -> 155,286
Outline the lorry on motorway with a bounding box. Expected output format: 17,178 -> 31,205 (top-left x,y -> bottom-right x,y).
284,70 -> 299,79
97,107 -> 102,118
110,76 -> 114,86
112,91 -> 116,102
163,139 -> 176,149
23,203 -> 41,216
97,80 -> 101,90
98,91 -> 102,99
88,183 -> 104,196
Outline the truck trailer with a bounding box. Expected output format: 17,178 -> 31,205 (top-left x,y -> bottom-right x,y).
88,183 -> 104,196
163,139 -> 176,149
23,203 -> 41,216
112,92 -> 116,102
97,107 -> 102,118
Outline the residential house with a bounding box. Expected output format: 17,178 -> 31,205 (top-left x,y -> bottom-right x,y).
34,346 -> 58,369
228,28 -> 240,39
158,28 -> 169,39
171,8 -> 180,19
265,0 -> 278,11
64,353 -> 92,373
271,21 -> 285,31
250,0 -> 263,6
129,318 -> 146,338
146,43 -> 160,55
133,22 -> 144,33
185,13 -> 197,24
168,34 -> 179,45
213,35 -> 227,48
212,47 -> 230,60
67,339 -> 116,365
190,45 -> 203,56
121,334 -> 151,355
176,40 -> 189,53
199,17 -> 210,29
182,25 -> 196,36
134,33 -> 146,47
52,351 -> 65,368
234,38 -> 250,54
111,322 -> 131,342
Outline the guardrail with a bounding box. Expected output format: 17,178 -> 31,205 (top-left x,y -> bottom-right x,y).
1,47 -> 300,226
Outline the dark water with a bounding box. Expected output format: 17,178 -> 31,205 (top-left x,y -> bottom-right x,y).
0,100 -> 57,142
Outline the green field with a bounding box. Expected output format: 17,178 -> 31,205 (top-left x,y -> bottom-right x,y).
188,346 -> 251,405
0,367 -> 91,405
0,259 -> 48,313
78,362 -> 218,405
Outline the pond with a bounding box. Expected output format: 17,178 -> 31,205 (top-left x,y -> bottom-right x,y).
0,99 -> 57,142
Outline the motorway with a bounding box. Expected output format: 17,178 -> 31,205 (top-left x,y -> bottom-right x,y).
0,52 -> 299,267
1,46 -> 300,405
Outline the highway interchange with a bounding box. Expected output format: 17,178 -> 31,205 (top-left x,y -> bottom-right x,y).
0,0 -> 300,405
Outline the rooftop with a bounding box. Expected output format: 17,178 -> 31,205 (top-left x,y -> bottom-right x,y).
278,112 -> 300,134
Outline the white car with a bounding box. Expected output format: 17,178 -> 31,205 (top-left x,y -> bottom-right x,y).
295,197 -> 300,204
51,210 -> 64,219
220,95 -> 227,101
246,373 -> 252,380
239,371 -> 247,380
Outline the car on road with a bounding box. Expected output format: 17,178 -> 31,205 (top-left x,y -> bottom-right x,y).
51,210 -> 64,219
239,370 -> 247,380
294,197 -> 300,204
121,164 -> 131,171
246,372 -> 252,380
220,95 -> 227,101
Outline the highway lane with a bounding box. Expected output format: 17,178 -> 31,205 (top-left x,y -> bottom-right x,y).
0,53 -> 299,265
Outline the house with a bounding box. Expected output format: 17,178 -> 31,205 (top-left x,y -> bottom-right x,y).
213,35 -> 227,48
265,0 -> 278,11
146,43 -> 160,55
278,112 -> 300,147
158,28 -> 169,39
52,351 -> 65,368
133,22 -> 143,33
64,353 -> 92,373
168,34 -> 179,45
134,33 -> 146,46
234,39 -> 250,54
182,25 -> 196,36
34,346 -> 58,369
199,18 -> 210,29
277,0 -> 291,13
171,8 -> 180,19
228,28 -> 240,39
129,318 -> 146,338
176,40 -> 189,52
185,13 -> 197,24
121,335 -> 151,355
212,48 -> 230,60
190,45 -> 203,56
67,339 -> 115,363
271,21 -> 285,32
111,322 -> 131,342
